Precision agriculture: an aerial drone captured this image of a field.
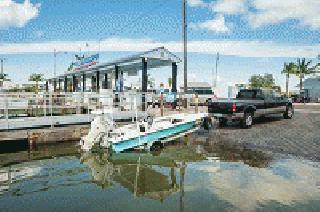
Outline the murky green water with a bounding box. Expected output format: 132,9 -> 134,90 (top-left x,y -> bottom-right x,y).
0,136 -> 319,211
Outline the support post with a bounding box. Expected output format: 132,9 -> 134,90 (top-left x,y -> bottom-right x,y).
104,73 -> 108,89
45,81 -> 49,92
53,80 -> 57,92
82,73 -> 86,92
115,66 -> 119,106
91,75 -> 95,92
115,66 -> 119,88
172,62 -> 177,93
64,77 -> 68,92
58,79 -> 61,92
96,71 -> 100,93
120,71 -> 124,92
72,75 -> 77,92
142,58 -> 148,111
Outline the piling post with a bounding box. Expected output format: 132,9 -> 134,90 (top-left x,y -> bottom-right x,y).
43,93 -> 47,117
5,94 -> 9,131
195,94 -> 199,113
50,92 -> 53,129
160,93 -> 164,117
179,93 -> 182,113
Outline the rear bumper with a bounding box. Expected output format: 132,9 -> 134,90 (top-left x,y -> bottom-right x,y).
211,112 -> 244,120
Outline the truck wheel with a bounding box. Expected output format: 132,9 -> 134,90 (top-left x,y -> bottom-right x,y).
240,112 -> 253,129
218,118 -> 227,127
283,106 -> 293,119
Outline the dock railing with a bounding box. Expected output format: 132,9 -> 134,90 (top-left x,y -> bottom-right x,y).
0,91 -> 208,130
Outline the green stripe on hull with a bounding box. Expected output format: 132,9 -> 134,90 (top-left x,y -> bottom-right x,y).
112,121 -> 195,153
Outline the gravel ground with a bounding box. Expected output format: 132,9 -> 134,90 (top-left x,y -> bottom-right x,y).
207,110 -> 320,161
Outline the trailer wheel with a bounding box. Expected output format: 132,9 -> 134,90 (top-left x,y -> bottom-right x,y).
283,106 -> 293,119
218,118 -> 227,127
240,112 -> 253,129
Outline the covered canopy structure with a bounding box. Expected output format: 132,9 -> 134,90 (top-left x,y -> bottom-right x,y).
46,47 -> 181,111
47,47 -> 181,94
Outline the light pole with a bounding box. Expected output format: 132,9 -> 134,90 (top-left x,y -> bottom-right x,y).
53,49 -> 68,78
0,58 -> 7,88
182,0 -> 188,107
215,52 -> 219,88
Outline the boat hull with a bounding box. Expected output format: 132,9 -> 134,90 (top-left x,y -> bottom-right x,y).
112,121 -> 196,153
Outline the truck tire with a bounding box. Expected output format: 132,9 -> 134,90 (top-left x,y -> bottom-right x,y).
218,118 -> 227,127
240,112 -> 253,129
283,106 -> 293,119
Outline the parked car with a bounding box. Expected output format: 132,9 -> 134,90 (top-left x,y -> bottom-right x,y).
208,89 -> 294,128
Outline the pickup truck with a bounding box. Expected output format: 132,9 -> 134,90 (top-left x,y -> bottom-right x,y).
208,89 -> 294,128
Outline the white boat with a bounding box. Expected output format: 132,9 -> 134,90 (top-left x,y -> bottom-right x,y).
80,113 -> 208,153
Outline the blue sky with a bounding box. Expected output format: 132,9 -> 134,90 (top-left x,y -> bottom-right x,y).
0,0 -> 320,96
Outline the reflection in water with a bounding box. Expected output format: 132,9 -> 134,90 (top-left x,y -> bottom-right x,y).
190,159 -> 320,211
80,146 -> 202,203
0,137 -> 319,211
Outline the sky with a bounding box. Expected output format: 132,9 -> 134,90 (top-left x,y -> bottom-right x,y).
0,0 -> 320,96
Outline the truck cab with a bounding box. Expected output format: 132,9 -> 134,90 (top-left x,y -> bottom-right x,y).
208,89 -> 293,128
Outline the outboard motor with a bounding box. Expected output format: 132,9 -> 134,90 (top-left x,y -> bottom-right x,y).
147,116 -> 153,128
202,116 -> 213,130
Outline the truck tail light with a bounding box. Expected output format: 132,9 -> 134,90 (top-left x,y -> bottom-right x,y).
232,103 -> 236,113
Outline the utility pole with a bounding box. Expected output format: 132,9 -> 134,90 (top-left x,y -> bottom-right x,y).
54,49 -> 57,78
54,49 -> 68,78
0,58 -> 7,87
215,52 -> 219,87
182,0 -> 188,107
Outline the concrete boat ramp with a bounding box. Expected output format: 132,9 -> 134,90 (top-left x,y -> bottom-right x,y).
0,111 -> 148,148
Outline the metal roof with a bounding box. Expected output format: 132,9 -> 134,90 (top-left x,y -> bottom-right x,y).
51,47 -> 181,80
180,82 -> 212,88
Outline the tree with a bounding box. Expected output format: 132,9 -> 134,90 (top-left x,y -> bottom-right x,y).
249,74 -> 281,92
296,58 -> 320,93
0,73 -> 10,87
29,73 -> 44,93
249,74 -> 275,89
281,62 -> 297,96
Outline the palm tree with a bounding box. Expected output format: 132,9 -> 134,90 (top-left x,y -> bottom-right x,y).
29,73 -> 44,93
281,62 -> 297,96
168,77 -> 172,88
296,58 -> 319,93
0,73 -> 10,87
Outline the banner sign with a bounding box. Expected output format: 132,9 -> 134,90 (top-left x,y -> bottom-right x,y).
67,54 -> 99,72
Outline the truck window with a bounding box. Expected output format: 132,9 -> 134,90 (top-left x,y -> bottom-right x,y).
236,90 -> 257,99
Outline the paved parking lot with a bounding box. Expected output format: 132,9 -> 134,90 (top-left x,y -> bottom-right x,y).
208,107 -> 320,161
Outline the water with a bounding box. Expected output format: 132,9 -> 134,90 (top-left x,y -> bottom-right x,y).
0,137 -> 319,211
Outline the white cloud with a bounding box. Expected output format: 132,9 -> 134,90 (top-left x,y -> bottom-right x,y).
210,0 -> 248,14
0,37 -> 319,58
248,0 -> 320,29
190,14 -> 231,33
187,0 -> 207,7
0,0 -> 40,29
192,159 -> 320,211
191,0 -> 320,30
